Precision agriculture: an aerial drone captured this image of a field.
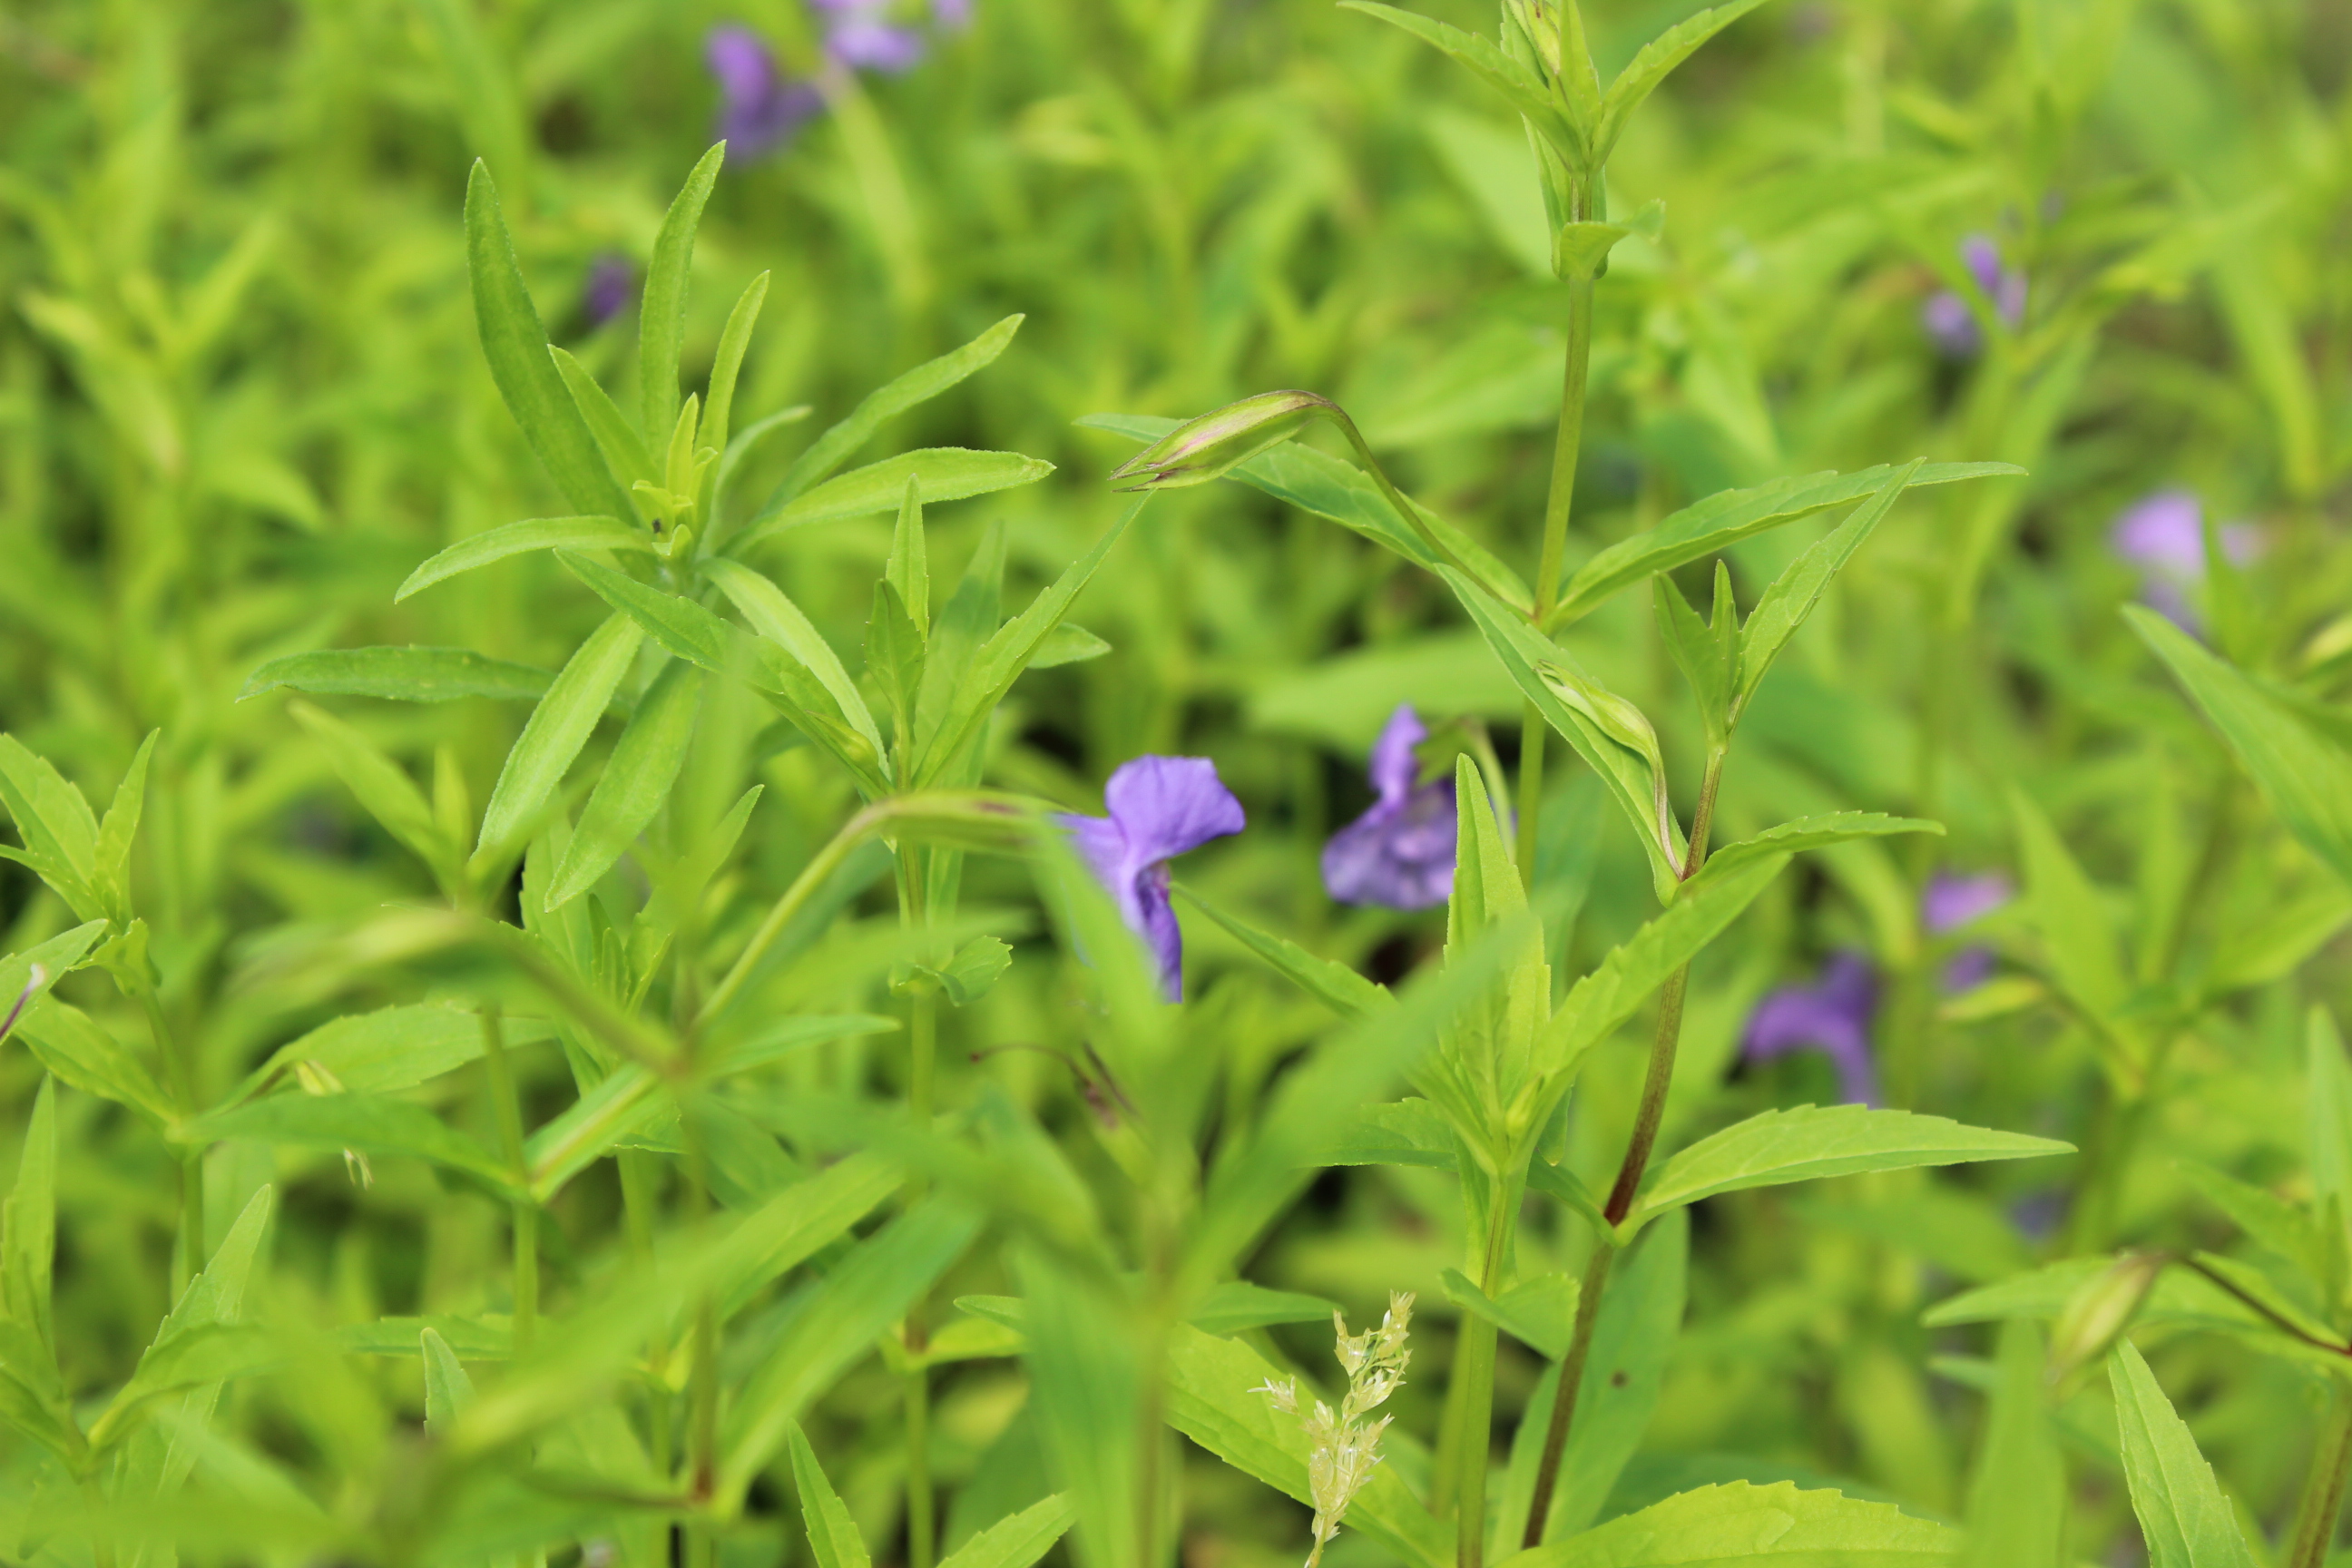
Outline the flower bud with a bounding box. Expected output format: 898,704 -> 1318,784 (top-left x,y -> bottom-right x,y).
1108,390 -> 1339,491
2047,1250 -> 2168,1382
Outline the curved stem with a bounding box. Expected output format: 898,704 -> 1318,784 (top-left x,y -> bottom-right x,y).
2289,1384 -> 2352,1568
698,806 -> 880,1030
1520,1242 -> 1613,1545
479,1006 -> 537,1357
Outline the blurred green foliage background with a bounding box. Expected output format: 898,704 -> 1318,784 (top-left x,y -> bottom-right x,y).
1,0 -> 2348,1561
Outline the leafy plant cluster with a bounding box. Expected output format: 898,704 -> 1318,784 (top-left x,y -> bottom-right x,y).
0,1 -> 2347,1566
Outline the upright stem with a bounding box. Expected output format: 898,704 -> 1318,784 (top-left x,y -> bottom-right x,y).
479,1006 -> 537,1356
137,983 -> 204,1295
682,1119 -> 720,1567
2288,1383 -> 2352,1568
618,1150 -> 673,1475
1453,1178 -> 1516,1568
1524,751 -> 1723,1546
1514,705 -> 1546,892
899,848 -> 941,1568
1519,276 -> 1598,893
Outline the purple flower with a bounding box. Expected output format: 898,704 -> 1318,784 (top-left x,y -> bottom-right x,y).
1322,706 -> 1456,911
706,24 -> 825,159
1923,869 -> 2010,994
813,0 -> 926,73
932,0 -> 973,27
2109,489 -> 2260,632
582,254 -> 636,327
1922,233 -> 2027,357
1061,756 -> 1246,1000
1742,953 -> 1880,1106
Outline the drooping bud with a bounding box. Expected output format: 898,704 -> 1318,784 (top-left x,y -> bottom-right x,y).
1108,390 -> 1339,491
2048,1250 -> 2168,1383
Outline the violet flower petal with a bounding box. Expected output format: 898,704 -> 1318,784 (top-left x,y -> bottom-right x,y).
1922,290 -> 1980,358
1321,705 -> 1456,910
1922,870 -> 2012,934
1742,952 -> 1880,1105
1366,704 -> 1426,806
827,17 -> 926,72
1061,755 -> 1245,999
582,254 -> 636,326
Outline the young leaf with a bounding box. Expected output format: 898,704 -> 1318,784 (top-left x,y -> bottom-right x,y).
914,498 -> 1142,785
1172,881 -> 1392,1019
2128,604 -> 2352,888
1186,1281 -> 1338,1337
475,612 -> 646,858
420,1326 -> 476,1437
188,1092 -> 524,1199
640,142 -> 725,445
4,1078 -> 57,1357
890,472 -> 931,636
1338,4 -> 1583,169
1655,574 -> 1730,744
87,1187 -> 276,1452
766,314 -> 1025,508
545,660 -> 704,907
1443,1266 -> 1579,1360
229,1003 -> 544,1102
868,578 -> 926,751
0,735 -> 104,921
1958,1321 -> 2061,1568
704,558 -> 888,760
1547,461 -> 2021,630
733,448 -> 1056,553
2011,789 -> 2132,1034
1630,1106 -> 2073,1230
789,1422 -> 874,1568
1690,813 -> 1942,889
1735,459 -> 1921,717
289,698 -> 453,869
551,345 -> 656,489
701,270 -> 770,460
396,516 -> 656,603
94,729 -> 155,920
1591,0 -> 1771,162
244,648 -> 554,703
463,162 -> 635,522
2108,1339 -> 2259,1568
13,996 -> 175,1124
936,1494 -> 1077,1568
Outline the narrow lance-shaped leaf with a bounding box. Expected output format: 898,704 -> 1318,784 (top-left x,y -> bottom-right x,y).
1958,1321 -> 2062,1568
641,142 -> 724,444
1508,1482 -> 1962,1567
1736,458 -> 1922,717
734,447 -> 1056,553
1590,0 -> 1771,162
704,558 -> 887,759
2109,1339 -> 2259,1568
936,1494 -> 1078,1568
551,345 -> 655,488
765,314 -> 1024,508
287,701 -> 454,876
2128,603 -> 2352,888
789,1423 -> 874,1568
397,516 -> 654,603
475,612 -> 646,858
1172,882 -> 1392,1020
1691,814 -> 1941,890
0,735 -> 103,922
464,162 -> 636,522
701,270 -> 770,463
94,729 -> 155,921
545,660 -> 703,907
245,648 -> 555,704
1339,3 -> 1583,168
421,1327 -> 476,1437
1629,1106 -> 2073,1230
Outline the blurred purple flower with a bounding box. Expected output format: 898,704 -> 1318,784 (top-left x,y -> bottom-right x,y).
2110,489 -> 2260,632
1322,706 -> 1456,911
933,0 -> 974,28
1061,756 -> 1246,1000
1742,953 -> 1880,1105
706,24 -> 824,159
582,254 -> 637,327
814,0 -> 926,73
1925,869 -> 2010,994
1922,233 -> 2027,358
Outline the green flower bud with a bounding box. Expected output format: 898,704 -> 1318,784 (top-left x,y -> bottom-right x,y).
2048,1250 -> 2168,1383
1108,390 -> 1339,491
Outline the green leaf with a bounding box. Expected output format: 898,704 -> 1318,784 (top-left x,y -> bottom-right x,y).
188,1092 -> 524,1200
396,516 -> 652,603
420,1326 -> 476,1437
641,143 -> 724,446
244,647 -> 556,703
545,661 -> 703,907
888,471 -> 931,636
287,700 -> 454,876
15,996 -> 175,1124
1162,1323 -> 1450,1568
1172,882 -> 1391,1019
705,558 -> 887,760
702,270 -> 770,462
2308,1007 -> 2352,1216
1632,1107 -> 2073,1228
869,578 -> 926,749
1444,1267 -> 1578,1359
551,348 -> 655,497
915,499 -> 1142,785
2111,1340 -> 2259,1568
2011,789 -> 2132,1034
734,448 -> 1056,553
475,612 -> 645,858
719,1200 -> 980,1505
1692,814 -> 1942,889
0,734 -> 103,921
89,1187 -> 276,1452
2128,604 -> 2352,887
937,1494 -> 1078,1568
1338,3 -> 1582,169
1548,462 -> 2022,630
789,1422 -> 874,1568
2176,1160 -> 2324,1281
463,162 -> 636,522
1736,460 -> 1920,716
3,1078 -> 57,1362
1505,1481 -> 1962,1568
1444,569 -> 1684,894
94,730 -> 155,920
1592,0 -> 1771,162
1031,623 -> 1111,668
1534,851 -> 1788,1083
1654,574 -> 1730,745
766,315 -> 1025,509
916,935 -> 1014,1006
1958,1321 -> 2061,1568
331,1315 -> 513,1360
1187,1280 -> 1337,1337
230,1003 -> 551,1101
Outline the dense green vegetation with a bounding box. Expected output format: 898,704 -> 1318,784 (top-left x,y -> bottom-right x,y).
0,1 -> 2348,1564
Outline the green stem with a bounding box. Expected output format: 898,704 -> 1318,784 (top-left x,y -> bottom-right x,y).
1514,704 -> 1546,893
696,806 -> 881,1031
618,1150 -> 672,1475
682,1116 -> 720,1565
2288,1383 -> 2352,1568
135,982 -> 204,1295
479,1006 -> 537,1357
1454,1180 -> 1516,1568
1533,277 -> 1596,620
897,842 -> 943,1568
1523,751 -> 1722,1545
